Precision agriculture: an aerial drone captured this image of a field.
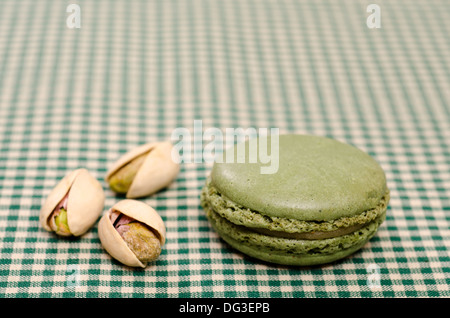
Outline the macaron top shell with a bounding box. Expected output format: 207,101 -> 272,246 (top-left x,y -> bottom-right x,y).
211,134 -> 388,221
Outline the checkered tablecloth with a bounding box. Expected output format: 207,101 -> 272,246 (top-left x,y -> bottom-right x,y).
0,0 -> 449,298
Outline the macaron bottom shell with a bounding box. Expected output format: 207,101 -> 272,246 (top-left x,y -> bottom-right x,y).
217,229 -> 373,266
202,200 -> 386,267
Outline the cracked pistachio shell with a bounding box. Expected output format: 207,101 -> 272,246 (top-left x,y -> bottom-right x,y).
105,142 -> 180,199
98,199 -> 166,268
40,168 -> 105,236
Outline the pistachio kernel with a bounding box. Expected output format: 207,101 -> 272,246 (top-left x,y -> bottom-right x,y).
122,223 -> 161,263
51,208 -> 71,236
112,211 -> 162,263
108,152 -> 148,194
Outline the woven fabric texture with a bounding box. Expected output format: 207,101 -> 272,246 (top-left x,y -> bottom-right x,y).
0,0 -> 449,297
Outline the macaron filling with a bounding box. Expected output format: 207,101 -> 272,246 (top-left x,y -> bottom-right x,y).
250,223 -> 366,240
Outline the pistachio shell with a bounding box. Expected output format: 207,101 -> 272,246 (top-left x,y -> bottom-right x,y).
105,142 -> 180,199
98,199 -> 166,268
40,168 -> 105,236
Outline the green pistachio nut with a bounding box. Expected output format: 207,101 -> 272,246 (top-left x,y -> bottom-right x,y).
122,222 -> 161,263
108,153 -> 148,194
53,208 -> 71,236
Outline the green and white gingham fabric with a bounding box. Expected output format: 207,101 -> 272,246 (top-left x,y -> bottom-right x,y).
0,0 -> 449,298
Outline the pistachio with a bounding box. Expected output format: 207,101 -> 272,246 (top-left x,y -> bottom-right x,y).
108,153 -> 148,194
112,211 -> 162,263
40,168 -> 105,237
124,223 -> 161,263
105,142 -> 180,199
52,208 -> 71,236
98,199 -> 166,268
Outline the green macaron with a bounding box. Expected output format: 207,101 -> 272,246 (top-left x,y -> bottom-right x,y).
200,134 -> 390,266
